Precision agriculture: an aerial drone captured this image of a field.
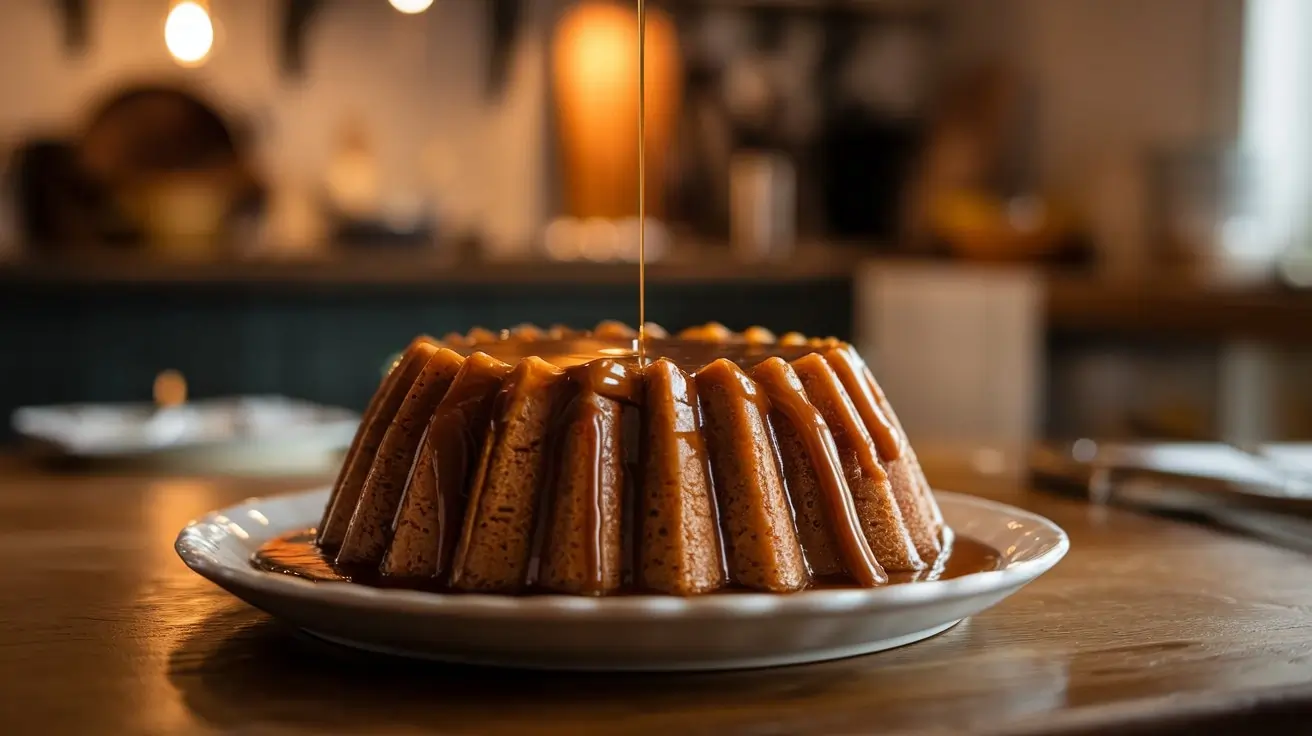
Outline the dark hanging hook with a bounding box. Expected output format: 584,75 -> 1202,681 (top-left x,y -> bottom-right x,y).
486,0 -> 523,100
280,0 -> 324,79
55,0 -> 88,56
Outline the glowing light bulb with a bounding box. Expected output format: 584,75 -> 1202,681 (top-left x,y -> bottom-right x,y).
165,1 -> 214,66
389,0 -> 435,14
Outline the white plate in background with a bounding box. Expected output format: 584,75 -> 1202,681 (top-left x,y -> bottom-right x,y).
13,396 -> 358,473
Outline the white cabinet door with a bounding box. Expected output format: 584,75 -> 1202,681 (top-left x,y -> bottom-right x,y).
853,261 -> 1045,451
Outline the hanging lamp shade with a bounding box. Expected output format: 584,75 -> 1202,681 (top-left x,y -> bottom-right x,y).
551,0 -> 681,220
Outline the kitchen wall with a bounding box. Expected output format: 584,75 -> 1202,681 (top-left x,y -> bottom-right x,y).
943,0 -> 1245,273
945,0 -> 1243,179
1020,0 -> 1242,187
864,0 -> 1272,446
1026,0 -> 1243,275
0,0 -> 549,254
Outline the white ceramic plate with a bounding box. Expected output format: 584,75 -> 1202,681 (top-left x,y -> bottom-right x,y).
176,488 -> 1068,671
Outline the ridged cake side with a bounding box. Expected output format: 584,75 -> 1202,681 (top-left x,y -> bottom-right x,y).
637,359 -> 727,595
317,320 -> 946,595
318,336 -> 437,549
382,352 -> 512,578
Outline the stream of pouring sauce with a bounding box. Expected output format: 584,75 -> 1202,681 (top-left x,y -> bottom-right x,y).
637,0 -> 647,362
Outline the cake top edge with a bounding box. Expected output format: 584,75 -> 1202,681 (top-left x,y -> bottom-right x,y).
420,321 -> 853,373
437,321 -> 844,348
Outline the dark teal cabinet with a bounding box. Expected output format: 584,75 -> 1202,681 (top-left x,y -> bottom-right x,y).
0,277 -> 852,440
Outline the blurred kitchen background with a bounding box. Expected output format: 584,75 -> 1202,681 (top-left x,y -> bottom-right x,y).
1,0 -> 1310,464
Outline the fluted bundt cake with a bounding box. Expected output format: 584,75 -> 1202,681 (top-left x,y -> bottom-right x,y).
314,321 -> 947,595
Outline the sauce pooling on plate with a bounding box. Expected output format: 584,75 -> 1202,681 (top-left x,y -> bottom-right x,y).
252,529 -> 1002,592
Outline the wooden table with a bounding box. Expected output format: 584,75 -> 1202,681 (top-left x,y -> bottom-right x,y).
2,458 -> 1312,735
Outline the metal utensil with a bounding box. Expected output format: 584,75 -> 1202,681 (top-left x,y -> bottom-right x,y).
1030,439 -> 1312,554
1109,477 -> 1312,555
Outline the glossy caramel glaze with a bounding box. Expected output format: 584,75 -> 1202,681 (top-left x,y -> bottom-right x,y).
381,353 -> 512,578
636,359 -> 728,594
439,326 -> 831,373
696,358 -> 810,592
318,337 -> 438,549
750,357 -> 885,587
312,321 -> 947,596
254,528 -> 998,590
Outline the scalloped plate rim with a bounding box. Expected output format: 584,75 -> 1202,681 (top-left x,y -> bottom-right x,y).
175,487 -> 1069,620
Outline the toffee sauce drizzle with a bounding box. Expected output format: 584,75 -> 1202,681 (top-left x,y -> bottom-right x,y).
445,336 -> 904,466
636,0 -> 648,362
568,360 -> 641,594
750,358 -> 885,587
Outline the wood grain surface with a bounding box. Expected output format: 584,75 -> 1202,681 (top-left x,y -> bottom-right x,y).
1,456 -> 1311,735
